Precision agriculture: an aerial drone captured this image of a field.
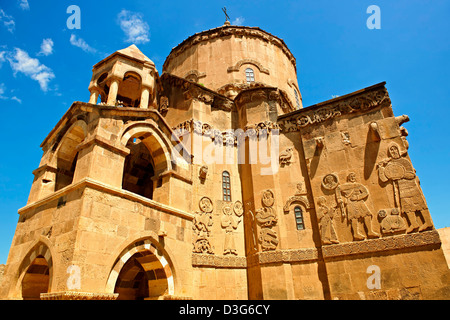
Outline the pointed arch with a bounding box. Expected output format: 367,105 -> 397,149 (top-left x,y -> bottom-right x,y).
15,238 -> 54,300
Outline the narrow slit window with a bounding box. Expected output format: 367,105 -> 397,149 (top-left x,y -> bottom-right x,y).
294,89 -> 300,109
222,171 -> 231,202
294,206 -> 305,230
245,68 -> 255,83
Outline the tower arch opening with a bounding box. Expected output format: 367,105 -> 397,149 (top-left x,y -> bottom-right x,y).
54,122 -> 86,191
21,255 -> 50,300
116,72 -> 142,108
122,139 -> 155,200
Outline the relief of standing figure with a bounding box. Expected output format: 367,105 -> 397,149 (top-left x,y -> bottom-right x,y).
316,196 -> 339,245
338,172 -> 380,241
377,143 -> 432,233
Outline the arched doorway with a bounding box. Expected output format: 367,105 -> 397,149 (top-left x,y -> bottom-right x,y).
114,250 -> 170,300
21,255 -> 50,300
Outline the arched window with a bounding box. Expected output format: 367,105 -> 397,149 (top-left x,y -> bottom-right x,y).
294,89 -> 300,109
294,206 -> 305,230
222,171 -> 231,202
122,140 -> 155,200
245,68 -> 255,83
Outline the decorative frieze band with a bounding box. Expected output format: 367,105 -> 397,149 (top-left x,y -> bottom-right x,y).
193,232 -> 440,267
172,119 -> 281,146
247,248 -> 319,267
322,230 -> 441,259
192,253 -> 247,268
40,291 -> 118,300
279,86 -> 390,132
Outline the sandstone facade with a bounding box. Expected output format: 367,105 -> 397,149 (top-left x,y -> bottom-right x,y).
0,23 -> 448,300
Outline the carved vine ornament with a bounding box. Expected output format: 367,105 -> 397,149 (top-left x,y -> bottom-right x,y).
281,88 -> 390,132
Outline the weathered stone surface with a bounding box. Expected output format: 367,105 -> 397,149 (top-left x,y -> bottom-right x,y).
0,22 -> 448,301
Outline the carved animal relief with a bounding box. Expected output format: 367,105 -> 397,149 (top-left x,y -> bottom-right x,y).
279,147 -> 294,166
378,208 -> 406,234
255,190 -> 279,251
192,197 -> 214,254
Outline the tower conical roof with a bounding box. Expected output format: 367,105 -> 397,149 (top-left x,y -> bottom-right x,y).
117,44 -> 154,66
93,44 -> 155,69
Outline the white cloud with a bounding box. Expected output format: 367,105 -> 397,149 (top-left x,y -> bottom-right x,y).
232,16 -> 245,25
0,83 -> 22,103
11,96 -> 22,103
18,0 -> 30,10
0,51 -> 5,66
117,9 -> 150,44
7,48 -> 55,91
38,38 -> 54,56
69,34 -> 97,54
0,9 -> 15,33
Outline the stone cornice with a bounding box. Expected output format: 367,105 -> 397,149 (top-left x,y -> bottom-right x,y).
161,73 -> 234,112
75,134 -> 130,156
17,177 -> 195,221
163,25 -> 296,72
278,82 -> 390,132
234,86 -> 295,113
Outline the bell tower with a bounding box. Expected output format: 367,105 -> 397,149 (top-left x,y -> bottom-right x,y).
88,44 -> 157,109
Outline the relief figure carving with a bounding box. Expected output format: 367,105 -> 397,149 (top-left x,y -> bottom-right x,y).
192,197 -> 214,254
316,196 -> 339,244
338,172 -> 380,241
221,205 -> 241,255
377,143 -> 432,233
323,173 -> 379,241
255,190 -> 279,251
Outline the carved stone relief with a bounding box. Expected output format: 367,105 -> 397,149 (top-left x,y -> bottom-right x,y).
192,197 -> 214,254
279,147 -> 294,166
255,190 -> 279,251
281,88 -> 390,132
316,196 -> 339,245
220,205 -> 242,255
233,200 -> 244,217
322,172 -> 379,242
377,142 -> 433,233
158,96 -> 169,115
378,208 -> 406,235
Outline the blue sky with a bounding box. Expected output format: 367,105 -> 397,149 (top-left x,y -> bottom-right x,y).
0,0 -> 449,264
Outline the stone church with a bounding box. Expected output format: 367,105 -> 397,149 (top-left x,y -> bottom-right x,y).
0,20 -> 449,300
